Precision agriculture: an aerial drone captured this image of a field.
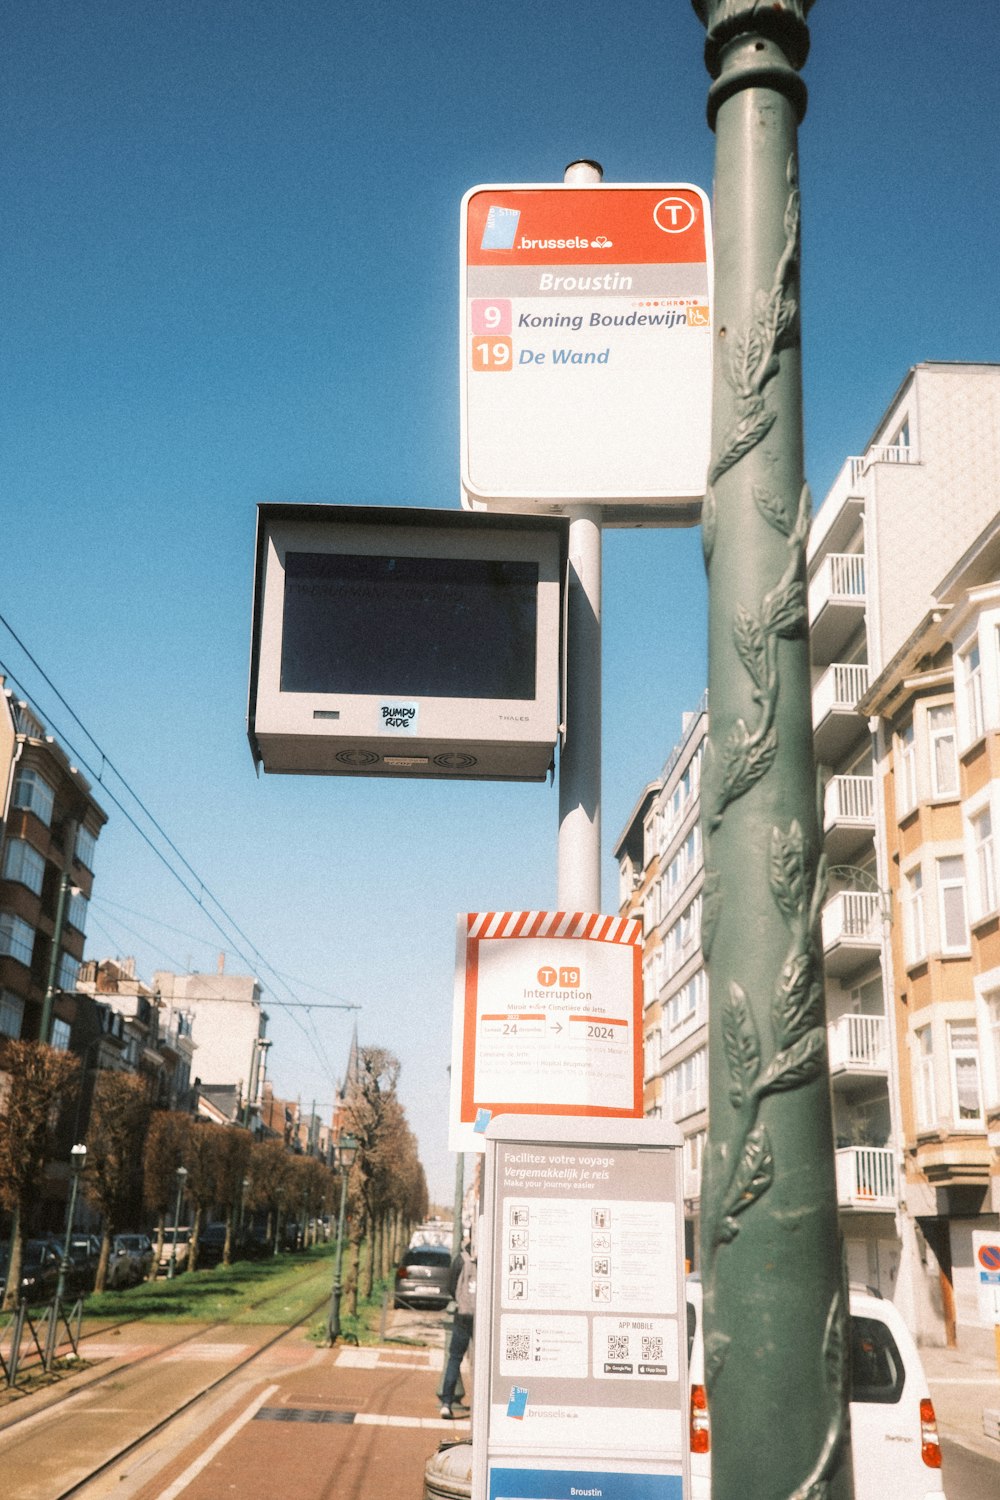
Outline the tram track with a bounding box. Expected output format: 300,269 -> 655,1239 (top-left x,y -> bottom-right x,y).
50,1290 -> 331,1500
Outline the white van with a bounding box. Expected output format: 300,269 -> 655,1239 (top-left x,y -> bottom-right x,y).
686,1281 -> 946,1500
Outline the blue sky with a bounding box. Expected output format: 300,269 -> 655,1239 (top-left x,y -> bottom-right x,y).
2,1 -> 998,1205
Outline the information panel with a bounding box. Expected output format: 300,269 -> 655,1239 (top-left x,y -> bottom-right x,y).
474,1117 -> 687,1500
460,183 -> 712,521
449,911 -> 643,1153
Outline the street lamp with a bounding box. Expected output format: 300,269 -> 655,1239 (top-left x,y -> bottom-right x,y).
55,1143 -> 87,1304
167,1164 -> 188,1280
326,1133 -> 358,1346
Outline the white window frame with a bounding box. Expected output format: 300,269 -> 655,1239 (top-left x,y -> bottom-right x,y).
928,702 -> 958,799
897,720 -> 917,815
913,1024 -> 936,1130
936,855 -> 969,953
903,865 -> 926,964
56,951 -> 80,991
947,1021 -> 984,1126
963,638 -> 985,744
985,991 -> 1000,1112
971,803 -> 998,919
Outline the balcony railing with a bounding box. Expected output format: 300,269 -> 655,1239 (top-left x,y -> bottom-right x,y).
862,442 -> 915,471
835,1146 -> 896,1208
825,773 -> 874,827
823,889 -> 881,944
809,552 -> 866,617
827,1013 -> 888,1074
813,662 -> 870,718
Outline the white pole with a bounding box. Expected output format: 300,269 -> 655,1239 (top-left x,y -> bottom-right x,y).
557,159 -> 603,913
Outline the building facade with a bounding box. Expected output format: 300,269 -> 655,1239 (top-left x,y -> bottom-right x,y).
808,361 -> 1000,1348
0,684 -> 107,1047
152,960 -> 268,1125
617,363 -> 1000,1346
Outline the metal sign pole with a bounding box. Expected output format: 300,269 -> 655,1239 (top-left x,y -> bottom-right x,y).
557,159 -> 604,914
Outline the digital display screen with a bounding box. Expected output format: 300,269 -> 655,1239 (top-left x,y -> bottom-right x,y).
280,552 -> 539,700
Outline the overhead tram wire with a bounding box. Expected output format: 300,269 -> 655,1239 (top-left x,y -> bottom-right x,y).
0,626 -> 357,1081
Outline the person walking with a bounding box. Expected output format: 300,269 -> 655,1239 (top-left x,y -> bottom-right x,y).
440,1237 -> 476,1419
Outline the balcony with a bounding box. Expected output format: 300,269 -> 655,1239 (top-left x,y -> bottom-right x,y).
822,890 -> 882,976
823,774 -> 875,863
812,661 -> 870,762
809,553 -> 866,663
827,1013 -> 888,1082
835,1146 -> 896,1209
807,456 -> 865,560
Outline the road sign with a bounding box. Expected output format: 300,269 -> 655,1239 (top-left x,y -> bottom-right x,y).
973,1232 -> 1000,1325
461,184 -> 713,523
449,911 -> 643,1153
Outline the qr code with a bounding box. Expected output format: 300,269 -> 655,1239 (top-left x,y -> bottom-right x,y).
642,1335 -> 665,1362
506,1332 -> 531,1362
607,1334 -> 630,1360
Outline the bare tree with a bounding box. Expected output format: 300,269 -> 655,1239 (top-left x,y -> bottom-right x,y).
84,1070 -> 153,1292
0,1040 -> 79,1309
181,1119 -> 225,1272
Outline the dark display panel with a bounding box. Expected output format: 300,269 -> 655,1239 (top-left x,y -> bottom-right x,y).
280,552 -> 539,700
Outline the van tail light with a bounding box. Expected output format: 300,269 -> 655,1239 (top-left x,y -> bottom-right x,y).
690,1383 -> 710,1454
919,1397 -> 942,1469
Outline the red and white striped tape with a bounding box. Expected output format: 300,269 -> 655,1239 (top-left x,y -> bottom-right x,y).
466,911 -> 641,945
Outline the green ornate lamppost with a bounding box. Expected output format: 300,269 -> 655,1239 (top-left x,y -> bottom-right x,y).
691,5 -> 854,1498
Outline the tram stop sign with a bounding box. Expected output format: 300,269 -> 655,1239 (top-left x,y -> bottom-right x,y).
460,183 -> 713,524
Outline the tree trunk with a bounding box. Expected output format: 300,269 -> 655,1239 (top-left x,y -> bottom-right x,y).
2,1205 -> 23,1311
149,1212 -> 165,1281
95,1227 -> 112,1293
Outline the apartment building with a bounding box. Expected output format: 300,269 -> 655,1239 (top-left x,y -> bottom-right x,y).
152,960 -> 268,1125
614,698 -> 707,1268
0,683 -> 107,1046
808,361 -> 1000,1348
616,363 -> 1000,1346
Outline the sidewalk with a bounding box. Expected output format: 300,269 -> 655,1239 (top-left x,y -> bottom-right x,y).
921,1326 -> 1000,1465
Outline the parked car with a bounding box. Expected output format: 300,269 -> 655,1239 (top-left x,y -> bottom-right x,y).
394,1244 -> 453,1309
686,1280 -> 946,1500
107,1235 -> 145,1288
196,1222 -> 229,1268
158,1226 -> 192,1274
115,1233 -> 154,1281
0,1239 -> 63,1304
43,1233 -> 100,1295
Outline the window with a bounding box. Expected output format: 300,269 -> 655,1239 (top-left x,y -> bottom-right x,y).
57,951 -> 80,991
903,867 -> 925,964
74,825 -> 97,871
972,808 -> 997,917
947,1022 -> 983,1124
936,856 -> 968,951
963,640 -> 984,741
913,1025 -> 935,1130
928,704 -> 958,797
644,1026 -> 662,1081
664,1046 -> 706,1121
1,838 -> 45,896
850,1316 -> 905,1405
986,993 -> 1000,1108
684,1130 -> 705,1196
51,1017 -> 71,1051
0,912 -> 35,966
897,721 -> 917,814
11,768 -> 55,826
665,969 -> 707,1032
0,989 -> 24,1039
67,889 -> 89,933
